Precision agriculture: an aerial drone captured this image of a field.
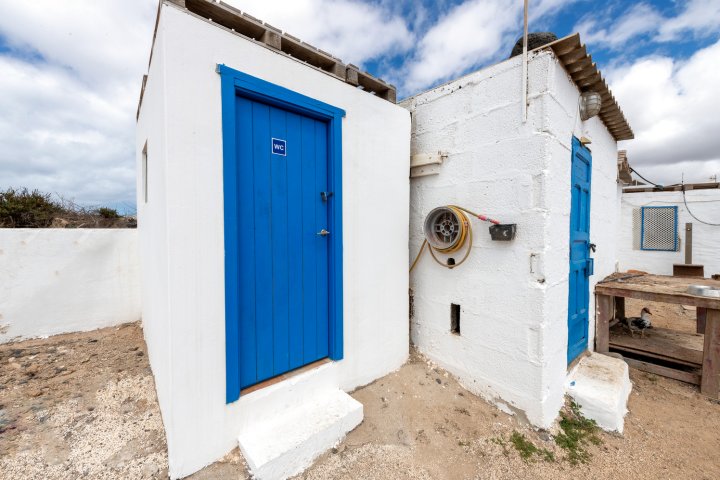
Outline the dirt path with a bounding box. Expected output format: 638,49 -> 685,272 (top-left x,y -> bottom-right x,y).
291,353 -> 720,480
3,325 -> 719,480
0,323 -> 167,479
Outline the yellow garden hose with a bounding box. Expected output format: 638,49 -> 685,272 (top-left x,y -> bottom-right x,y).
409,205 -> 500,272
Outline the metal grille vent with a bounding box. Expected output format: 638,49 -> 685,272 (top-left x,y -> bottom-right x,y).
640,206 -> 678,251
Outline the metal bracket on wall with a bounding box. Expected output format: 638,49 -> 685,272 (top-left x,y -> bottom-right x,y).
410,152 -> 447,178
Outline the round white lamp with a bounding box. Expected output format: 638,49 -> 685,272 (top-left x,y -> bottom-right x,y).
579,91 -> 602,121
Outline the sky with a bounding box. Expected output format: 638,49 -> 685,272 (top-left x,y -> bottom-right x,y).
0,0 -> 719,211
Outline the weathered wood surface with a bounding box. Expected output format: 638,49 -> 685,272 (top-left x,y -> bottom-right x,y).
595,273 -> 720,309
697,307 -> 707,334
596,273 -> 720,398
622,357 -> 701,386
615,296 -> 625,320
701,309 -> 720,398
595,294 -> 613,353
610,326 -> 703,367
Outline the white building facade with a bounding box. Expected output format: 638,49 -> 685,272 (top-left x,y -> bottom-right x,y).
401,44 -> 630,428
136,1 -> 410,477
619,187 -> 720,276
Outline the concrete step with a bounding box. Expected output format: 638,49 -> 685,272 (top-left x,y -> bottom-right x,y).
238,388 -> 363,480
565,353 -> 632,433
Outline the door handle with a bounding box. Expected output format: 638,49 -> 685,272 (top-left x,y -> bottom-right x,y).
317,229 -> 330,236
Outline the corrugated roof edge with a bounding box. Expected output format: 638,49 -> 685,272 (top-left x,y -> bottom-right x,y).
538,33 -> 634,141
137,0 -> 396,120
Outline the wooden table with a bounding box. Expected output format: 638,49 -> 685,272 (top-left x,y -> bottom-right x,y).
595,273 -> 720,398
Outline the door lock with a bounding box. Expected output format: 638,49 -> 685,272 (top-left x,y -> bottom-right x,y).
320,191 -> 333,202
317,229 -> 330,236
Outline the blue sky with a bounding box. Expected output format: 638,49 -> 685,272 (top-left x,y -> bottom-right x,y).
0,0 -> 719,210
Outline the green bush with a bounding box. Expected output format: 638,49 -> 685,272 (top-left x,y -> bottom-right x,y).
0,188 -> 63,227
97,207 -> 120,219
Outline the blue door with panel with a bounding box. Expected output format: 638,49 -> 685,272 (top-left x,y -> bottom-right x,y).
567,136 -> 592,364
235,97 -> 331,390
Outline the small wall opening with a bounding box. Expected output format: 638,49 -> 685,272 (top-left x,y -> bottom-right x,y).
450,303 -> 460,335
447,257 -> 455,266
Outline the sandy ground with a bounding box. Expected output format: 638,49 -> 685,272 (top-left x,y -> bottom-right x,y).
0,323 -> 168,479
3,324 -> 720,480
200,351 -> 720,480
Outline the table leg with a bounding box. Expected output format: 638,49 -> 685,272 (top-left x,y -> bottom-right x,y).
615,296 -> 625,321
701,308 -> 720,398
697,307 -> 707,334
596,294 -> 613,353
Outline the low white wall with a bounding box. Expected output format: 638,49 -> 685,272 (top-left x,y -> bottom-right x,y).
0,229 -> 141,343
619,189 -> 720,276
401,50 -> 620,429
137,4 -> 410,478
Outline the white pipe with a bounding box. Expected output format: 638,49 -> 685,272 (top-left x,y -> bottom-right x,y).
521,0 -> 529,123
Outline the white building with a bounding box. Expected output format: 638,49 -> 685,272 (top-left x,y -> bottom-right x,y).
401,35 -> 633,429
136,1 -> 636,476
619,184 -> 720,276
135,1 -> 409,478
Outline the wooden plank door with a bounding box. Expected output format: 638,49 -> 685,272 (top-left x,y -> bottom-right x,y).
568,136 -> 592,364
235,96 -> 331,390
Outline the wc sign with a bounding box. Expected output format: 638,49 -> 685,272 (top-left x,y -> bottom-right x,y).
271,138 -> 287,156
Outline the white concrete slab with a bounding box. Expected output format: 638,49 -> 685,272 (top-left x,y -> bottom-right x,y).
565,353 -> 632,433
238,389 -> 363,480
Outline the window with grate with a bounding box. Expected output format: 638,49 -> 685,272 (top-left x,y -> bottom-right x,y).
640,206 -> 678,251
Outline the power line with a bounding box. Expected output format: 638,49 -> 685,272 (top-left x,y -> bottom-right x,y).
682,184 -> 720,227
630,166 -> 720,227
629,167 -> 664,188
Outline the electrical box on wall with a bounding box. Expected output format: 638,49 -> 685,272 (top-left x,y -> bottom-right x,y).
489,224 -> 517,241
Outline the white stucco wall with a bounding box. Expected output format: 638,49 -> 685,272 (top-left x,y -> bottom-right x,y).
619,189 -> 720,276
401,50 -> 620,428
0,229 -> 141,343
136,4 -> 410,478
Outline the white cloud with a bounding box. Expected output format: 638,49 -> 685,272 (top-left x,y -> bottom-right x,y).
0,0 -> 156,208
399,0 -> 577,93
610,39 -> 720,184
658,0 -> 720,41
575,0 -> 720,50
227,0 -> 413,66
0,56 -> 138,207
575,3 -> 662,49
0,0 -> 413,208
401,0 -> 517,92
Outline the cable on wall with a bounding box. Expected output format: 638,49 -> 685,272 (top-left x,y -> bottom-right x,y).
629,165 -> 720,227
681,184 -> 720,227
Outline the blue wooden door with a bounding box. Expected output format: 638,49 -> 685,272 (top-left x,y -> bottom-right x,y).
235,96 -> 330,389
567,136 -> 592,364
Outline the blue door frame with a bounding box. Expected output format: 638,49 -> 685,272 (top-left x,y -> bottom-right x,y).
567,136 -> 592,364
218,64 -> 345,403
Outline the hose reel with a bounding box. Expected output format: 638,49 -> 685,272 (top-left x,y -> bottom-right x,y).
424,206 -> 469,252
410,205 -> 512,271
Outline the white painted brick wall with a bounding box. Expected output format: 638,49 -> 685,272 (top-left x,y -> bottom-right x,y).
401,50 -> 620,428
